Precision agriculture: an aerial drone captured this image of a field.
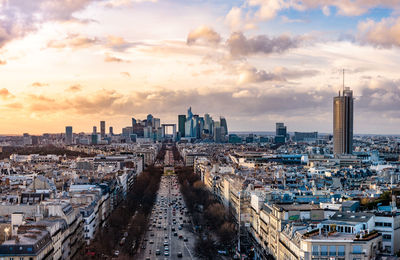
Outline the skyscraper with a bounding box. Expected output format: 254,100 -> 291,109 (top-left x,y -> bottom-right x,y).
93,126 -> 97,134
178,115 -> 186,137
65,126 -> 73,145
333,87 -> 354,155
109,126 -> 113,136
276,123 -> 287,136
146,114 -> 153,126
100,121 -> 105,138
220,117 -> 228,136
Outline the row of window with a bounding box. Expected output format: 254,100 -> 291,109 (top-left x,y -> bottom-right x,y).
312,245 -> 346,256
312,245 -> 363,256
375,222 -> 392,227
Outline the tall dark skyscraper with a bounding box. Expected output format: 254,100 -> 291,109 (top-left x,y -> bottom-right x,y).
220,117 -> 228,135
178,115 -> 186,137
100,121 -> 105,138
276,123 -> 287,136
333,87 -> 354,155
65,126 -> 72,145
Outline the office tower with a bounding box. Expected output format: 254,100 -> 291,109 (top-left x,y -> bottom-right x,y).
91,134 -> 98,145
109,126 -> 113,136
100,121 -> 105,138
220,117 -> 228,136
178,115 -> 186,137
146,114 -> 153,126
65,126 -> 73,145
276,123 -> 287,136
333,87 -> 354,155
92,126 -> 97,134
144,126 -> 152,138
153,118 -> 161,129
214,127 -> 222,143
294,132 -> 318,142
122,127 -> 133,138
132,117 -> 137,127
185,107 -> 195,137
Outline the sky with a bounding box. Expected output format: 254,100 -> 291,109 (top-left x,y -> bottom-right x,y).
1,0 -> 400,135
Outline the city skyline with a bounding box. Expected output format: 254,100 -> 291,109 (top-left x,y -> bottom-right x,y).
1,1 -> 400,134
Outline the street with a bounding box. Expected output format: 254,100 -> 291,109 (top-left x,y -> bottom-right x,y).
135,175 -> 198,260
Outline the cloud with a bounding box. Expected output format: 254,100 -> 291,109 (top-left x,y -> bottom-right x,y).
234,0 -> 400,29
47,34 -> 99,49
237,65 -> 319,84
66,84 -> 82,92
0,0 -> 98,48
187,26 -> 221,46
121,72 -> 131,77
104,54 -> 130,63
0,60 -> 6,65
281,15 -> 307,23
357,77 -> 400,114
104,0 -> 157,8
5,102 -> 23,109
31,82 -> 49,87
357,17 -> 400,48
273,67 -> 319,79
226,32 -> 300,57
0,88 -> 12,99
237,65 -> 280,84
322,5 -> 331,16
106,35 -> 134,51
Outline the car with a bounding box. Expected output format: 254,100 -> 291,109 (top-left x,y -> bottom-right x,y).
146,257 -> 150,260
177,252 -> 183,257
150,233 -> 154,236
183,237 -> 188,242
156,249 -> 161,255
149,240 -> 154,244
179,235 -> 183,239
113,250 -> 120,256
174,232 -> 178,236
164,251 -> 169,256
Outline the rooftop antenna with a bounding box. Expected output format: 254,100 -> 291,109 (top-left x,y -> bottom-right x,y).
342,69 -> 345,93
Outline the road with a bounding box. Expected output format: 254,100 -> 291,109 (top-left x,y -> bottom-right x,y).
136,175 -> 198,260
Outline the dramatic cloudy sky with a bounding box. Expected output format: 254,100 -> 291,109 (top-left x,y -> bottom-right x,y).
1,0 -> 400,135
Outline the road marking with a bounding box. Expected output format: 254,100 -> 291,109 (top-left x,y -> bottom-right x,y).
183,241 -> 194,260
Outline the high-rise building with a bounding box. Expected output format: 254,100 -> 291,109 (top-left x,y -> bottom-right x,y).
220,117 -> 228,136
214,127 -> 222,143
65,126 -> 73,145
185,107 -> 195,137
100,121 -> 105,138
109,126 -> 113,136
276,123 -> 287,136
178,115 -> 186,137
153,118 -> 161,129
146,114 -> 153,126
333,87 -> 354,155
132,117 -> 137,127
92,126 -> 97,134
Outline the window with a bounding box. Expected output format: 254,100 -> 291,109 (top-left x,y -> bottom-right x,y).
329,246 -> 336,256
383,234 -> 392,240
312,245 -> 319,256
321,246 -> 328,256
352,245 -> 362,254
375,222 -> 383,227
338,245 -> 345,256
384,222 -> 392,227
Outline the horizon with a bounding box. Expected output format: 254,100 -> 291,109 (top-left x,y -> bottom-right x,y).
1,1 -> 400,135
